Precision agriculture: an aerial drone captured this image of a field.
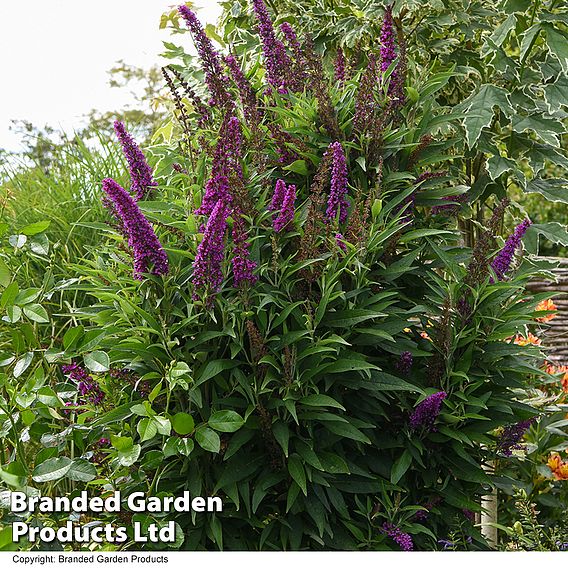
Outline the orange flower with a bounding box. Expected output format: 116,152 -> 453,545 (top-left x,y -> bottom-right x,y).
420,331 -> 432,341
514,333 -> 542,347
535,299 -> 557,323
544,363 -> 568,393
547,453 -> 568,480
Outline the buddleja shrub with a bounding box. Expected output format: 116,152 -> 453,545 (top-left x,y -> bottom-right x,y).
4,0 -> 561,552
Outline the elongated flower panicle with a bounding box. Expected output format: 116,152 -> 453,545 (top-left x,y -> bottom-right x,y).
62,363 -> 105,406
113,121 -> 157,200
380,5 -> 397,74
280,23 -> 301,56
410,391 -> 447,431
497,418 -> 535,456
273,184 -> 296,232
269,179 -> 287,212
178,6 -> 231,108
379,4 -> 404,103
101,178 -> 169,278
491,219 -> 531,281
231,215 -> 258,287
325,142 -> 349,223
225,55 -> 263,127
335,232 -> 347,252
252,0 -> 294,91
353,54 -> 377,134
396,351 -> 413,375
165,65 -> 211,127
192,199 -> 230,295
335,47 -> 346,82
382,523 -> 413,551
196,116 -> 243,216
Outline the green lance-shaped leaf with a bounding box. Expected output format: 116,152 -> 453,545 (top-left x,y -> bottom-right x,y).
208,410 -> 245,433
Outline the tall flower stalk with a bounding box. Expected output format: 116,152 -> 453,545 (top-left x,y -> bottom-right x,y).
491,219 -> 532,281
325,141 -> 349,223
178,6 -> 232,108
192,199 -> 230,295
113,121 -> 157,200
196,116 -> 243,216
273,184 -> 296,233
101,178 -> 169,278
252,0 -> 294,91
232,215 -> 258,287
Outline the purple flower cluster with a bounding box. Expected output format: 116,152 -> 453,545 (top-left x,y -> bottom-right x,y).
279,22 -> 301,54
102,178 -> 169,278
62,363 -> 105,406
335,232 -> 347,252
497,418 -> 535,456
380,5 -> 397,74
414,497 -> 441,521
272,183 -> 296,233
379,5 -> 404,103
325,141 -> 349,224
382,523 -> 413,551
113,121 -> 157,201
490,219 -> 532,281
252,0 -> 293,91
270,179 -> 287,212
396,351 -> 413,375
225,55 -> 263,127
196,116 -> 243,216
192,199 -> 230,295
432,193 -> 469,216
178,6 -> 231,108
409,391 -> 447,431
335,48 -> 346,82
231,215 -> 258,287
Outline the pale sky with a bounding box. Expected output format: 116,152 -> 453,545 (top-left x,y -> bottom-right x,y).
0,1 -> 221,152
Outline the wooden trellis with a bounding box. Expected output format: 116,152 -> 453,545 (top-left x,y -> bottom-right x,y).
526,256 -> 568,364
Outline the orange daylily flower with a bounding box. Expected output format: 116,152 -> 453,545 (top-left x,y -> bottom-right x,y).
535,299 -> 557,323
420,331 -> 432,341
513,333 -> 542,347
547,453 -> 568,480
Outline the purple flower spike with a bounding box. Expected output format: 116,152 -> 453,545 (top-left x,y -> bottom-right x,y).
335,232 -> 347,252
497,418 -> 535,456
113,121 -> 157,201
382,523 -> 413,551
491,219 -> 532,281
196,116 -> 243,216
269,179 -> 287,212
178,6 -> 231,108
335,48 -> 346,82
379,5 -> 405,103
232,215 -> 258,287
62,363 -> 105,406
396,351 -> 413,375
192,199 -> 230,296
380,5 -> 397,75
325,141 -> 349,224
409,391 -> 447,431
101,178 -> 169,278
273,184 -> 296,232
225,55 -> 263,126
280,22 -> 301,53
252,0 -> 293,90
